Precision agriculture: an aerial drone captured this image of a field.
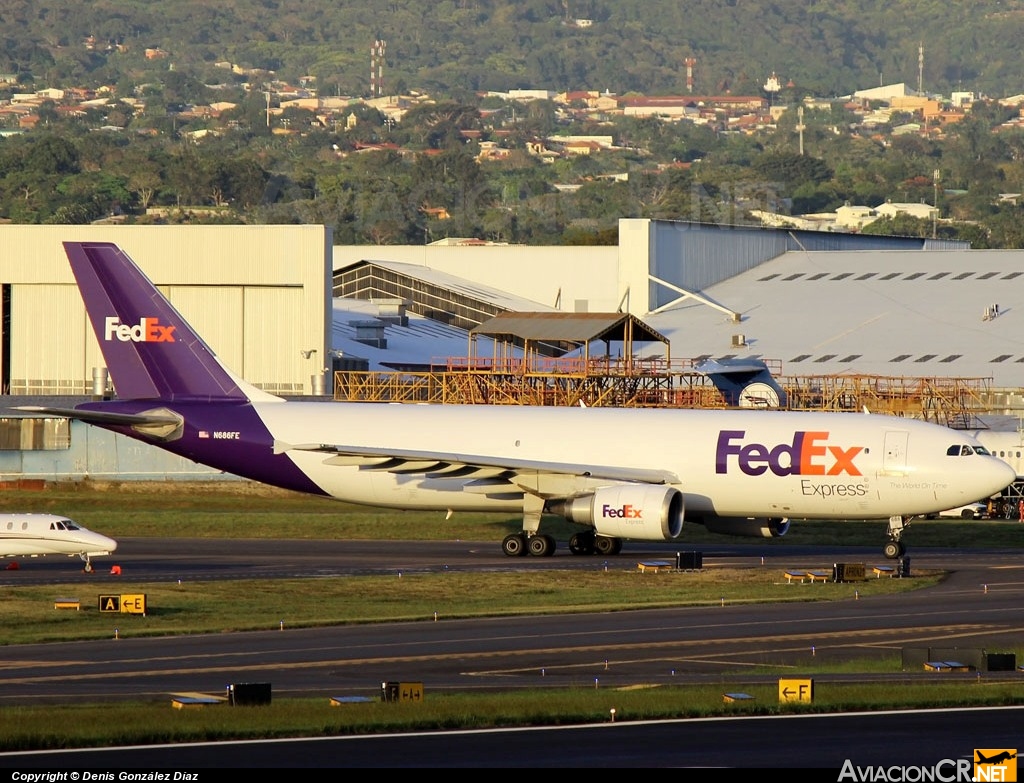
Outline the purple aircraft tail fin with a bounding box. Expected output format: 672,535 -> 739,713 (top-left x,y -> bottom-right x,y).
64,241 -> 254,402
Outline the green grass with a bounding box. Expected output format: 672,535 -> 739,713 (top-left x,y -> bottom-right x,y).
4,681 -> 1024,752
0,484 -> 946,645
4,481 -> 1024,547
2,569 -> 935,645
0,482 -> 1020,752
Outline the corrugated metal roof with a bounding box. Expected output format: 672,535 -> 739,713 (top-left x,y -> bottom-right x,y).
471,312 -> 669,346
331,297 -> 488,370
337,259 -> 555,313
641,247 -> 1024,386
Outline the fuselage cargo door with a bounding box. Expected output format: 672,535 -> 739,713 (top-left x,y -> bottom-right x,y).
881,430 -> 909,477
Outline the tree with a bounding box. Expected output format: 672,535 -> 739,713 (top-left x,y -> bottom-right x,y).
104,100 -> 135,129
24,134 -> 79,175
164,147 -> 209,206
56,170 -> 130,217
860,214 -> 932,239
752,151 -> 832,190
400,101 -> 481,150
35,99 -> 59,126
128,168 -> 161,211
983,207 -> 1024,249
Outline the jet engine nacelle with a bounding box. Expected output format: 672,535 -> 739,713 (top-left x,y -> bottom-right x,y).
547,485 -> 684,541
702,516 -> 790,538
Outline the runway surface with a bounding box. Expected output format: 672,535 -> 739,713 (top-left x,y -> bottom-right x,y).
2,538 -> 1023,767
2,540 -> 1024,698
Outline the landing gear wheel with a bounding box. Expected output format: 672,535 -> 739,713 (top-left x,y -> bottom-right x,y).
569,532 -> 596,555
883,540 -> 905,560
593,536 -> 622,556
502,533 -> 528,557
83,562 -> 94,574
528,534 -> 556,557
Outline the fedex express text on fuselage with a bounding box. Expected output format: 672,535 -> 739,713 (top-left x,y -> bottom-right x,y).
716,429 -> 870,497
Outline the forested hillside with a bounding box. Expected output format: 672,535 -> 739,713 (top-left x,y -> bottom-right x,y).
2,0 -> 1024,247
2,0 -> 1024,98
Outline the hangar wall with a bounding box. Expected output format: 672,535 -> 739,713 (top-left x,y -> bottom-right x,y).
0,225 -> 331,396
644,219 -> 791,310
617,219 -> 957,315
334,222 -> 801,318
334,219 -> 940,320
0,420 -> 232,482
336,220 -> 787,319
333,243 -> 621,313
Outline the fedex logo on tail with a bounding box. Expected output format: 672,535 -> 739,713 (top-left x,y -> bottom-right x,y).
104,316 -> 176,343
716,430 -> 864,477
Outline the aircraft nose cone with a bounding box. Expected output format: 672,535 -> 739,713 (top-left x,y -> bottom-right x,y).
995,459 -> 1018,490
981,457 -> 1019,499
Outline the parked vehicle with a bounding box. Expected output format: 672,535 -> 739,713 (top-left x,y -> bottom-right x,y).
927,502 -> 988,520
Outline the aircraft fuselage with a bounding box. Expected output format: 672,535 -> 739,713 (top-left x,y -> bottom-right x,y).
83,399 -> 1014,521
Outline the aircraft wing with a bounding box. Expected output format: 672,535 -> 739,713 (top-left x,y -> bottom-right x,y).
12,406 -> 182,428
277,441 -> 679,486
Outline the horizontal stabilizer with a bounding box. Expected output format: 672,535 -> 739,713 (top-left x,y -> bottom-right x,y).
13,405 -> 181,428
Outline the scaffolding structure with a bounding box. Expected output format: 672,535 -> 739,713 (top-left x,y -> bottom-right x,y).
333,360 -> 994,425
335,356 -> 732,408
778,373 -> 994,426
330,310 -> 997,423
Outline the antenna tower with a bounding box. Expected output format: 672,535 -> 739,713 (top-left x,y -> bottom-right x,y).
796,105 -> 805,155
918,41 -> 924,95
370,39 -> 386,98
685,57 -> 696,93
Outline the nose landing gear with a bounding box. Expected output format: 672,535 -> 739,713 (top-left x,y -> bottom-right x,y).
884,515 -> 907,560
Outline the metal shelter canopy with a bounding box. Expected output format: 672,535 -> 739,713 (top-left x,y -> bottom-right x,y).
468,311 -> 670,367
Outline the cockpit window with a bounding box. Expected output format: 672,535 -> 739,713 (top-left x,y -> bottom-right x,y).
947,443 -> 993,456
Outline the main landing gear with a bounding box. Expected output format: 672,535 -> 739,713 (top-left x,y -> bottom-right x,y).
502,532 -> 557,557
568,530 -> 622,556
502,496 -> 626,557
884,515 -> 908,560
502,497 -> 559,557
500,531 -> 625,557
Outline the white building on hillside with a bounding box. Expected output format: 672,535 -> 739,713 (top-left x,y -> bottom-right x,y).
875,200 -> 937,221
835,204 -> 879,230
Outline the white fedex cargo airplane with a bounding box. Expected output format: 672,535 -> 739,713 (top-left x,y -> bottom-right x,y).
15,242 -> 1016,560
0,513 -> 117,572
